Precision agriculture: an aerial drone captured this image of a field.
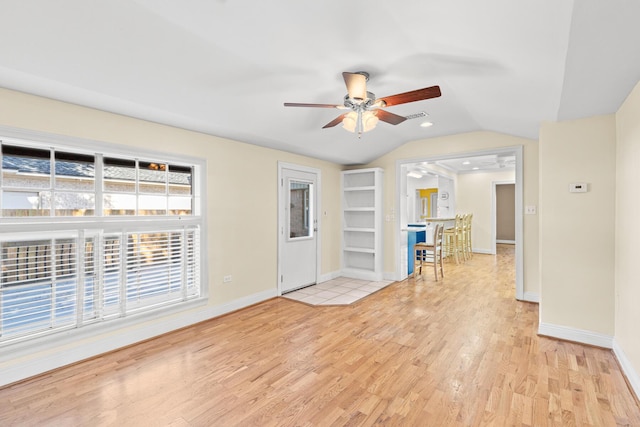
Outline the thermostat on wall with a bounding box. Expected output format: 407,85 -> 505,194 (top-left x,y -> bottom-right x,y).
569,182 -> 588,193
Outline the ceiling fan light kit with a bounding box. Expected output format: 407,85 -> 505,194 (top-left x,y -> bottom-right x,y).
284,71 -> 441,138
342,110 -> 379,134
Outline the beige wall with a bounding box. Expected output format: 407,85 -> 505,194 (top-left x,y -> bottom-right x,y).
364,131 -> 539,295
539,115 -> 616,335
0,88 -> 343,379
615,80 -> 640,382
457,170 -> 516,252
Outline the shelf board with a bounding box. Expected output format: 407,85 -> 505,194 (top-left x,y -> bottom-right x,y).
344,227 -> 375,233
344,247 -> 375,254
343,207 -> 375,212
343,186 -> 375,192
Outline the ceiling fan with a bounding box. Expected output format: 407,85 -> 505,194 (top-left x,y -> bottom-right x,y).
284,72 -> 441,137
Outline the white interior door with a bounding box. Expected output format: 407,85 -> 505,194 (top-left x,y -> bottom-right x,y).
279,166 -> 318,293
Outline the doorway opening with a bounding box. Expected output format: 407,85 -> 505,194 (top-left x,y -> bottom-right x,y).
394,146 -> 524,300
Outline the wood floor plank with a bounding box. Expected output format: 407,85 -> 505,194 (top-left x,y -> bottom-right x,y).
1,245 -> 639,426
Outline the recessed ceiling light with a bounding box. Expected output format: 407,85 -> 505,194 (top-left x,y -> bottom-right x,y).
420,121 -> 433,128
472,167 -> 479,170
462,161 -> 471,165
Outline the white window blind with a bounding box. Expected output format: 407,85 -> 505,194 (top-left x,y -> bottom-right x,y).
0,236 -> 80,339
0,226 -> 201,344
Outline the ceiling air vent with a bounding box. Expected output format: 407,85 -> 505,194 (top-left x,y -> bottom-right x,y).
404,112 -> 428,120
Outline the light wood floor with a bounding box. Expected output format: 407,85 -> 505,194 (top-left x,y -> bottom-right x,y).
2,245 -> 639,426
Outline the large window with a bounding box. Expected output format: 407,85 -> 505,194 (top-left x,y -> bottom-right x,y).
0,137 -> 204,346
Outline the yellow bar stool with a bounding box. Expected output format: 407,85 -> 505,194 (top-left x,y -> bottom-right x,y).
460,213 -> 470,261
443,214 -> 463,264
463,213 -> 473,259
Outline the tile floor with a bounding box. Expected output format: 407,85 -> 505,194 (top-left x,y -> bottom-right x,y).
282,277 -> 394,306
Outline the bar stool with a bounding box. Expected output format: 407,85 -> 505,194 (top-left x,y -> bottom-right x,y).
443,215 -> 464,264
463,213 -> 473,259
414,223 -> 445,281
459,213 -> 470,261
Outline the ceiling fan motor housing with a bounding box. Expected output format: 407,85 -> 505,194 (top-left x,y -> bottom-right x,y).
344,91 -> 376,111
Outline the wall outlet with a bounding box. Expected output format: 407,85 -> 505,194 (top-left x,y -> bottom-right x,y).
525,205 -> 537,215
569,182 -> 588,193
223,275 -> 232,283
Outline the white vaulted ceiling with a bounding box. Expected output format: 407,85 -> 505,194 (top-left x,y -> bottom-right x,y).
0,1 -> 638,165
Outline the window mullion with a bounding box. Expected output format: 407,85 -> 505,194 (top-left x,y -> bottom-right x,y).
76,231 -> 85,327
191,166 -> 196,216
49,148 -> 55,217
95,154 -> 104,217
51,237 -> 58,328
119,232 -> 127,317
165,163 -> 169,215
135,160 -> 140,216
96,231 -> 104,320
181,227 -> 187,301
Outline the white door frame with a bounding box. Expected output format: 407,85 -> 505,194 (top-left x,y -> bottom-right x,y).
394,145 -> 524,300
277,162 -> 322,295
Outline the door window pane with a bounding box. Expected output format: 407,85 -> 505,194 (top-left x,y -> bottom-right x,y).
289,181 -> 312,239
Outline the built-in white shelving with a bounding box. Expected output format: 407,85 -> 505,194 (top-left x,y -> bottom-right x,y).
341,168 -> 383,281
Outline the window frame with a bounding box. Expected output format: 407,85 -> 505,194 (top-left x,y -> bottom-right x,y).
0,127 -> 208,349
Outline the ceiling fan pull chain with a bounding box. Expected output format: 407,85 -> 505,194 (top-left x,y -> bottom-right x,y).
357,109 -> 363,138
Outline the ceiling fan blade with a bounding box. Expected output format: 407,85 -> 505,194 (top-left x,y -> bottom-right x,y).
284,102 -> 342,108
375,109 -> 407,125
376,85 -> 441,107
322,114 -> 348,129
342,72 -> 367,100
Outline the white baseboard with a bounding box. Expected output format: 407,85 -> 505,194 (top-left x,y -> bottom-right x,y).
522,292 -> 539,303
612,339 -> 640,401
496,240 -> 515,244
383,271 -> 399,281
341,268 -> 384,282
318,270 -> 341,283
538,322 -> 613,349
0,288 -> 277,388
472,248 -> 493,255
